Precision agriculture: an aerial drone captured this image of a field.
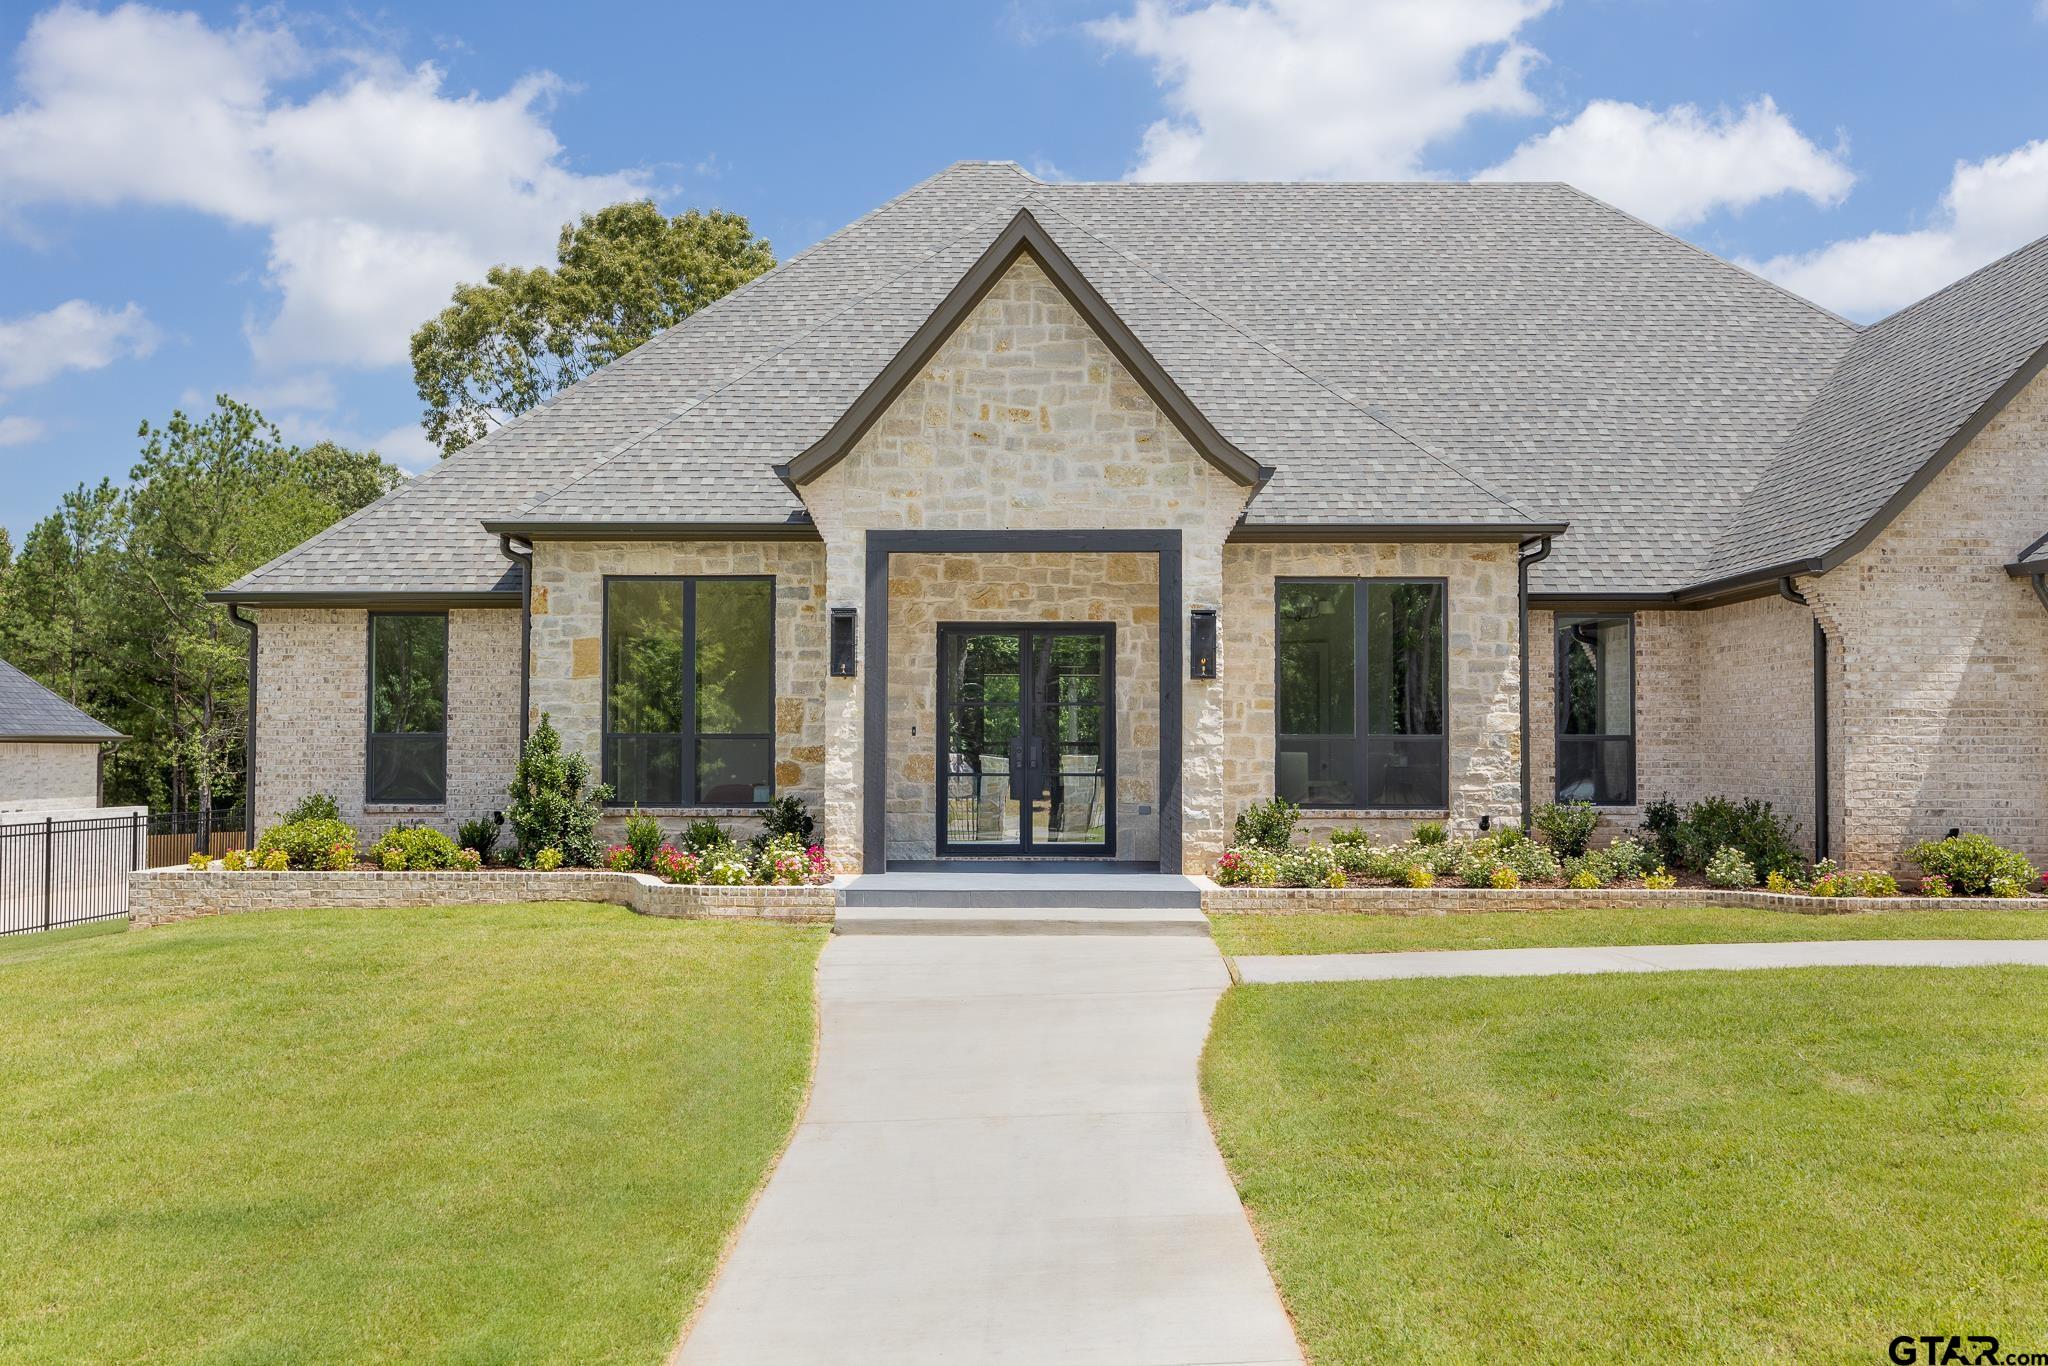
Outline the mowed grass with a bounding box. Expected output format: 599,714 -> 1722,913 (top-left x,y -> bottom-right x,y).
0,902 -> 825,1363
1204,967 -> 2048,1361
1210,904 -> 2048,956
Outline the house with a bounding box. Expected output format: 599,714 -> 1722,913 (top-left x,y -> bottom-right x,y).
213,163 -> 2048,874
0,658 -> 125,813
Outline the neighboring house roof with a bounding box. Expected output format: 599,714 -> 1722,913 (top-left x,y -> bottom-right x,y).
0,659 -> 123,743
1702,235 -> 2048,593
221,161 -> 2046,603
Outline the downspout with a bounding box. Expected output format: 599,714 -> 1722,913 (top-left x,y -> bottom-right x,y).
1517,535 -> 1554,833
498,534 -> 534,748
227,604 -> 257,846
1777,577 -> 1829,862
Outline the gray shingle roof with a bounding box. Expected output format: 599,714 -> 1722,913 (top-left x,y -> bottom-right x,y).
0,659 -> 123,741
227,162 -> 2042,602
1703,234 -> 2048,588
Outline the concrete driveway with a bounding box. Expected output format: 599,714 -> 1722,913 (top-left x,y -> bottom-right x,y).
675,934 -> 1301,1365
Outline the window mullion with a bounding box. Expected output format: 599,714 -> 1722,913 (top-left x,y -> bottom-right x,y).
1353,582 -> 1371,807
681,578 -> 698,807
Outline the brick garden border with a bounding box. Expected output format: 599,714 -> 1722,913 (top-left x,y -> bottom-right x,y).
127,867 -> 835,930
1199,883 -> 2046,917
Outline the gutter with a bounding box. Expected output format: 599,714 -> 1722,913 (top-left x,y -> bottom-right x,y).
498,535 -> 535,749
227,604 -> 257,846
1517,535 -> 1554,833
1776,577 -> 1830,862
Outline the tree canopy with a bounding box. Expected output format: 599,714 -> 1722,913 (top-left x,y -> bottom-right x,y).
0,398 -> 402,819
410,199 -> 775,456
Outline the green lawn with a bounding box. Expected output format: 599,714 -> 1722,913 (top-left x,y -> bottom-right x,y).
1205,967 -> 2048,1361
1210,904 -> 2048,955
0,902 -> 825,1363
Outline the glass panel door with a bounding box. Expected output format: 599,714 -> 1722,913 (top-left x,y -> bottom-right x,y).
939,626 -> 1114,856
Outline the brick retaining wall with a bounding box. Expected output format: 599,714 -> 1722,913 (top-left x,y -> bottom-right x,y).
128,868 -> 835,929
1202,884 -> 2044,917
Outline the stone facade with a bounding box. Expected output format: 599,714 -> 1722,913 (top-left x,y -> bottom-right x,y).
1221,542 -> 1523,849
525,539 -> 828,844
128,866 -> 833,929
252,606 -> 521,839
882,552 -> 1161,861
1803,369 -> 2048,869
801,255 -> 1253,869
0,740 -> 99,811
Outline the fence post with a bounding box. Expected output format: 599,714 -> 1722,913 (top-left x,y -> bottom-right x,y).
42,816 -> 53,932
133,810 -> 143,872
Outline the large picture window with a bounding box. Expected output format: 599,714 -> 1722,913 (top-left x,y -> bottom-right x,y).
1556,614 -> 1635,806
366,612 -> 447,804
1276,579 -> 1446,809
603,576 -> 775,807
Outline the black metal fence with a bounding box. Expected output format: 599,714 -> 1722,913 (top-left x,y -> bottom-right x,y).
145,808 -> 248,868
0,812 -> 146,935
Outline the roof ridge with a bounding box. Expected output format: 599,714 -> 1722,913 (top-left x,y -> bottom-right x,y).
518,196 -> 1037,516
1548,181 -> 1861,333
1027,194 -> 1541,522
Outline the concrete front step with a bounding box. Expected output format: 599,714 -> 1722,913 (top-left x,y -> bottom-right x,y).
834,901 -> 1211,937
837,871 -> 1204,911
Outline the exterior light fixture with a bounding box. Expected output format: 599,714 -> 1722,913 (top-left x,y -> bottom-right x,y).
830,608 -> 858,677
1189,609 -> 1217,679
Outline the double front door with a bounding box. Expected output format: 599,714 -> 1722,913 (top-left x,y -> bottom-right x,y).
938,625 -> 1115,856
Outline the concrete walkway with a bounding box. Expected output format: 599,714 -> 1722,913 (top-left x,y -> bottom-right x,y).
676,934 -> 1301,1365
1236,937 -> 2048,984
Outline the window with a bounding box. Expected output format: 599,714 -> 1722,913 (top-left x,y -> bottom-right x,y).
1555,614 -> 1635,806
366,613 -> 447,804
603,576 -> 775,807
1276,579 -> 1446,809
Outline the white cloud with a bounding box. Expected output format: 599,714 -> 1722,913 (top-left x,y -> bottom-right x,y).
0,3 -> 649,370
1747,137 -> 2048,319
1479,97 -> 1853,229
1090,0 -> 1552,180
367,422 -> 439,472
268,409 -> 439,473
0,299 -> 158,389
0,414 -> 46,446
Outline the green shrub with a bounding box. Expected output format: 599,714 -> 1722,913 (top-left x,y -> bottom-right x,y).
1642,868 -> 1677,891
1990,876 -> 2028,899
1705,845 -> 1758,889
1673,798 -> 1804,879
1566,866 -> 1602,891
1404,864 -> 1435,888
1276,843 -> 1340,888
1233,797 -> 1300,852
1488,865 -> 1520,890
1765,869 -> 1800,894
256,817 -> 359,871
682,817 -> 739,859
456,814 -> 501,862
284,792 -> 341,824
1416,838 -> 1466,877
1328,828 -> 1372,847
1533,801 -> 1599,857
1809,872 -> 1852,898
755,835 -> 809,885
369,825 -> 464,871
1919,874 -> 1952,898
623,809 -> 664,871
755,795 -> 816,851
1500,838 -> 1561,884
1600,837 -> 1656,882
1213,849 -> 1258,886
258,849 -> 289,871
186,851 -> 211,870
1460,856 -> 1501,889
508,714 -> 611,867
1412,820 -> 1448,847
1640,797 -> 1683,869
1494,822 -> 1525,849
1856,871 -> 1899,897
1562,855 -> 1604,888
704,853 -> 752,886
533,846 -> 564,872
1909,834 -> 2036,896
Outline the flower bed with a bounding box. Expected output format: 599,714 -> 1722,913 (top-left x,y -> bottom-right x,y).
1199,883 -> 2046,916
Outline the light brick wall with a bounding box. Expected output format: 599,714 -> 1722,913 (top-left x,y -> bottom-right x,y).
0,741 -> 99,810
252,607 -> 521,839
1804,370 -> 2048,870
1222,542 -> 1522,854
526,539 -> 828,845
882,552 -> 1161,861
801,255 -> 1253,869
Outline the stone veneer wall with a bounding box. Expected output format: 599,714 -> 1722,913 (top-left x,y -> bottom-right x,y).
1803,369 -> 2048,870
801,255 -> 1252,870
0,741 -> 99,811
526,539 -> 828,844
1222,542 -> 1523,850
883,552 -> 1160,861
253,607 -> 521,838
128,867 -> 834,928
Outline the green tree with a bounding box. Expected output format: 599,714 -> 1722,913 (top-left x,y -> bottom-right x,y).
411,200 -> 774,456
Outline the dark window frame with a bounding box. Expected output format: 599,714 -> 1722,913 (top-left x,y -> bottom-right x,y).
1273,575 -> 1450,811
1554,612 -> 1637,807
364,610 -> 449,806
600,573 -> 777,809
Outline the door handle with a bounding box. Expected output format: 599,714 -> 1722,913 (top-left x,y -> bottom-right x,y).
1007,735 -> 1024,802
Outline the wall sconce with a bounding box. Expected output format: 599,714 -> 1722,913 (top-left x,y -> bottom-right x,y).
830,608 -> 858,677
1189,608 -> 1217,679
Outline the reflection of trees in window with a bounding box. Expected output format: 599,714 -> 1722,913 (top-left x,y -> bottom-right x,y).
367,613 -> 446,804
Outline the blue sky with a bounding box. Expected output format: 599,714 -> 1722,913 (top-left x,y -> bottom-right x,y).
3,0 -> 2047,538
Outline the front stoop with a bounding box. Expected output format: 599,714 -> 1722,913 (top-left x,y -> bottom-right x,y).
834,871 -> 1208,935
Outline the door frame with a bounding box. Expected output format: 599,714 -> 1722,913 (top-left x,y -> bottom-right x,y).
934,622 -> 1118,858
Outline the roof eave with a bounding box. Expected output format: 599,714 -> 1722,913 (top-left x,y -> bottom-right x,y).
205,589 -> 523,608
1228,520 -> 1567,544
0,730 -> 126,743
478,519 -> 822,543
